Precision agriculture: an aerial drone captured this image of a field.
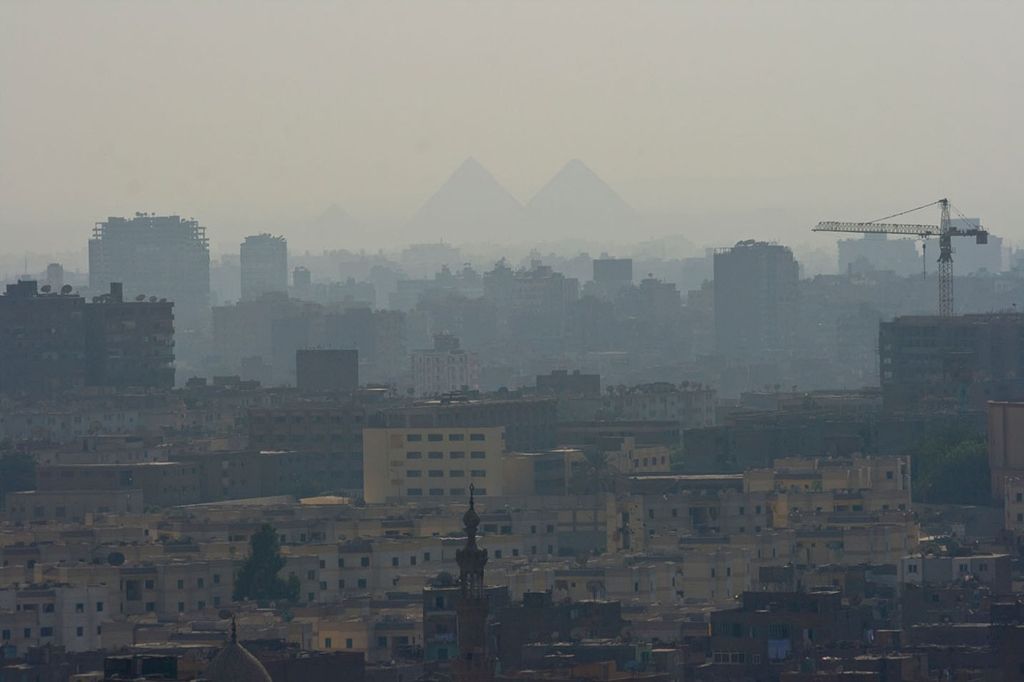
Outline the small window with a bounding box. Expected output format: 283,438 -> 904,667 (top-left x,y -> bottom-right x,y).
406,451 -> 422,460
429,470 -> 444,477
428,433 -> 443,441
429,488 -> 444,496
406,434 -> 422,442
470,433 -> 486,441
449,434 -> 464,441
886,471 -> 894,480
450,451 -> 465,459
428,451 -> 443,459
450,488 -> 466,496
358,578 -> 367,588
346,638 -> 354,649
471,470 -> 486,477
41,627 -> 54,637
406,470 -> 422,477
471,451 -> 486,459
407,488 -> 423,496
325,637 -> 332,649
392,557 -> 399,567
361,556 -> 370,567
450,470 -> 465,477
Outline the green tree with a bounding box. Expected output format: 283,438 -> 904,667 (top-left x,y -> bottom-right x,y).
909,432 -> 990,505
0,451 -> 36,505
233,524 -> 300,603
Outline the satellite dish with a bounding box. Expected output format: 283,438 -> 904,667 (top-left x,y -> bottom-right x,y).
217,608 -> 234,620
61,284 -> 73,295
136,294 -> 146,302
40,284 -> 51,293
107,551 -> 125,566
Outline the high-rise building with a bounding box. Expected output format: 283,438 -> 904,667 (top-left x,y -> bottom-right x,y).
45,262 -> 65,291
412,333 -> 480,397
296,348 -> 359,393
713,240 -> 799,360
880,313 -> 1024,411
240,234 -> 288,301
88,213 -> 209,331
591,257 -> 632,299
292,266 -> 312,300
0,280 -> 174,395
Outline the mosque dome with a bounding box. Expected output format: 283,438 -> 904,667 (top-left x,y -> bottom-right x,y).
204,622 -> 272,682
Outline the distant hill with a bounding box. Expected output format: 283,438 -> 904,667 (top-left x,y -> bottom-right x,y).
526,159 -> 636,239
407,157 -> 526,243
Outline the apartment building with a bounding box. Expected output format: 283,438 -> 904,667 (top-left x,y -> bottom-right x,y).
0,584 -> 112,654
362,426 -> 506,503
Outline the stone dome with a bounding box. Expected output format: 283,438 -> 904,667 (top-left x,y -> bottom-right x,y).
205,636 -> 272,682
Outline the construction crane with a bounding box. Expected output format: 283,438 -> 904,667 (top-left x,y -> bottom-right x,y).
814,198 -> 988,316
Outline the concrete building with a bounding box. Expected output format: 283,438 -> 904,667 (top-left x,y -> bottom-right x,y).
837,233 -> 920,276
591,258 -> 633,299
880,314 -> 1024,412
713,240 -> 799,360
0,584 -> 112,654
0,280 -> 174,396
535,369 -> 601,398
84,282 -> 175,389
412,333 -> 480,397
989,401 -> 1024,501
362,426 -> 506,503
240,234 -> 288,301
88,214 -> 209,332
605,382 -> 716,430
296,349 -> 359,393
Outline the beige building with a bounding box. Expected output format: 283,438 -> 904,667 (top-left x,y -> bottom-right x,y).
362,426 -> 506,503
989,401 -> 1024,501
0,584 -> 112,654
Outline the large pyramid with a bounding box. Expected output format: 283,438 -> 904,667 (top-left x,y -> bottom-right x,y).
526,159 -> 636,238
408,158 -> 526,243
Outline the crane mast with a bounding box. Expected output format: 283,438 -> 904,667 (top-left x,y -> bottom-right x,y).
813,198 -> 987,317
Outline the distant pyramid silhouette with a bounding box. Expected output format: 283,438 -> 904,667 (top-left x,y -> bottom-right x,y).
409,157 -> 525,242
527,159 -> 634,237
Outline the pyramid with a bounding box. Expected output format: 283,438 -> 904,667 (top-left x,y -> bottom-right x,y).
408,158 -> 526,242
526,159 -> 635,237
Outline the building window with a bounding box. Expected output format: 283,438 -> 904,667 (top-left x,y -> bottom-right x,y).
178,602 -> 185,612
495,550 -> 503,559
428,451 -> 443,459
346,638 -> 354,649
325,638 -> 332,649
406,451 -> 422,459
145,602 -> 155,612
427,433 -> 443,442
144,580 -> 155,589
377,636 -> 388,649
450,470 -> 465,477
41,627 -> 54,637
428,470 -> 444,477
475,487 -> 487,495
339,579 -> 346,589
213,574 -> 221,584
886,471 -> 894,480
197,578 -> 205,588
361,557 -> 370,567
176,579 -> 184,590
406,470 -> 421,477
424,552 -> 431,562
450,451 -> 465,459
450,488 -> 465,496
96,601 -> 104,612
429,488 -> 444,496
392,557 -> 400,567
407,488 -> 423,496
471,470 -> 486,478
75,603 -> 85,613
307,570 -> 316,580
1,630 -> 10,640
471,451 -> 486,459
406,434 -> 422,442
449,434 -> 464,441
338,558 -> 345,568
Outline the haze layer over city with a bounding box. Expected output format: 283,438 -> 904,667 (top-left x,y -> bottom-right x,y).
4,3 -> 1024,682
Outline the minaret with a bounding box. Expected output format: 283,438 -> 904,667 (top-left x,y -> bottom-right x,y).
453,484 -> 494,682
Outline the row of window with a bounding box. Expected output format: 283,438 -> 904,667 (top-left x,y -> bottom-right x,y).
407,488 -> 486,496
2,626 -> 100,639
405,451 -> 486,460
16,601 -> 103,613
407,433 -> 486,442
406,469 -> 486,478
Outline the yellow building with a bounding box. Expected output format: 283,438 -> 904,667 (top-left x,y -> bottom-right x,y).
362,426 -> 506,503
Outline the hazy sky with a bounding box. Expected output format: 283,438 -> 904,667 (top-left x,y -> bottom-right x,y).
1,1 -> 1022,256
